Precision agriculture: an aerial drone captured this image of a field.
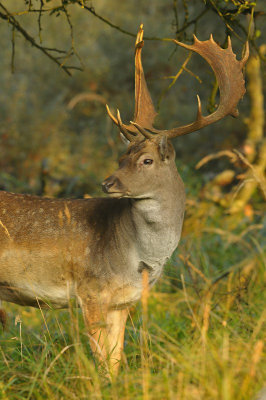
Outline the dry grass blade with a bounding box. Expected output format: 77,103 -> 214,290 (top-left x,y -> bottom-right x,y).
43,343 -> 80,379
179,254 -> 210,284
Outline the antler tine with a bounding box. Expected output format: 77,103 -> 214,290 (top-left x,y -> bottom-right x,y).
106,24 -> 157,143
130,121 -> 153,139
106,104 -> 119,125
196,95 -> 203,120
133,24 -> 157,129
116,109 -> 138,139
106,104 -> 137,141
144,36 -> 249,139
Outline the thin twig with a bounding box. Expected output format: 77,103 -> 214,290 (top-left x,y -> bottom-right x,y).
183,66 -> 202,83
233,149 -> 266,199
62,1 -> 84,69
80,3 -> 173,42
158,51 -> 192,110
177,7 -> 209,35
11,25 -> 15,73
196,150 -> 238,169
172,0 -> 179,38
208,0 -> 245,42
38,0 -> 44,43
0,3 -> 73,76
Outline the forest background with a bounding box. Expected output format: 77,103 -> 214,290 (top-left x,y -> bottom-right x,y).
0,1 -> 265,399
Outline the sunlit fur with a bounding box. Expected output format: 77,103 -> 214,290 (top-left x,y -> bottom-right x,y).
0,137 -> 185,371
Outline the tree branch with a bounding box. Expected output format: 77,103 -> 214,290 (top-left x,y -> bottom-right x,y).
0,2 -> 76,76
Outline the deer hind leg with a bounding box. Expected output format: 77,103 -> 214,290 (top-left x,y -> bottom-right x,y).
0,301 -> 7,330
81,301 -> 128,374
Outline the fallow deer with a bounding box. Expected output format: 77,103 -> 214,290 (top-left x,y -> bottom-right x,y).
0,25 -> 248,373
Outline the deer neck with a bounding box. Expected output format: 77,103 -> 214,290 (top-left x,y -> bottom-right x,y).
130,169 -> 185,264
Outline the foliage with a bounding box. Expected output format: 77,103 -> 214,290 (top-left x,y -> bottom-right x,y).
0,0 -> 265,200
0,0 -> 264,75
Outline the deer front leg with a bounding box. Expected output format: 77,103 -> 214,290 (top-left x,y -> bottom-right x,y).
82,301 -> 128,374
105,308 -> 128,373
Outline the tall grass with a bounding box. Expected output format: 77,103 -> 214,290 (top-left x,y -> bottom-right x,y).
0,210 -> 265,399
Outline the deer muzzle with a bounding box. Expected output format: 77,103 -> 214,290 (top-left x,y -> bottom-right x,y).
102,175 -> 125,196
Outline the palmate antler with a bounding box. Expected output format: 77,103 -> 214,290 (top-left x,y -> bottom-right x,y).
106,25 -> 249,142
106,24 -> 157,141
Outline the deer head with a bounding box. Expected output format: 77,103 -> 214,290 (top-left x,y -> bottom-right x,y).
102,136 -> 176,199
103,25 -> 249,199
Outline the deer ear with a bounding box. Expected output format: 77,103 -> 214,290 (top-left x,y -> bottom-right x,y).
158,136 -> 169,161
120,132 -> 130,146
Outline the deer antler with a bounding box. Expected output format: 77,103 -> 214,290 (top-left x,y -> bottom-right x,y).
107,26 -> 249,142
106,24 -> 157,142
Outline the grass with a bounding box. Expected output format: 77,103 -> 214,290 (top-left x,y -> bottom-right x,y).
0,201 -> 265,400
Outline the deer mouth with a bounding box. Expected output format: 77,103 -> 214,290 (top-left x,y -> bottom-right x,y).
107,191 -> 125,198
102,184 -> 125,197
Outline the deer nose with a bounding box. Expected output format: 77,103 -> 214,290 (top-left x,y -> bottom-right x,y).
102,176 -> 116,193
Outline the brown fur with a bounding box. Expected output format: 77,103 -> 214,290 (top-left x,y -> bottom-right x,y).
0,139 -> 185,373
0,308 -> 7,330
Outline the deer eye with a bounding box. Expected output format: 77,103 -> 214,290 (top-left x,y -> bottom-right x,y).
143,159 -> 153,165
